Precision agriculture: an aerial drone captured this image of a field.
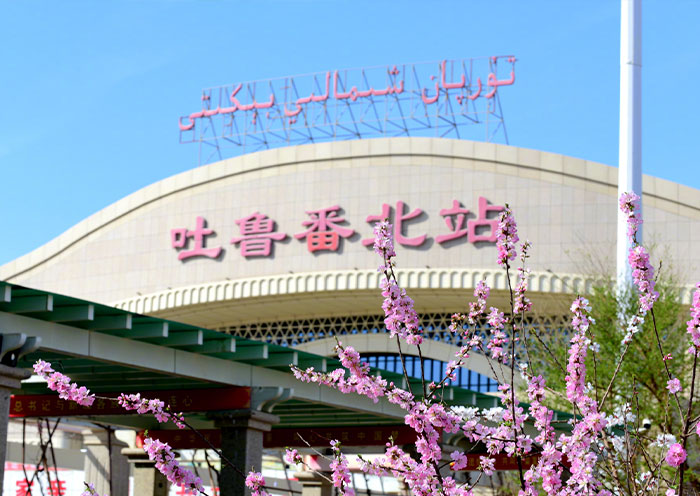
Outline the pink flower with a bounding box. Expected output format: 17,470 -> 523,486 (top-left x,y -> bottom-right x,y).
379,278 -> 422,345
117,393 -> 185,429
33,360 -> 95,407
565,297 -> 595,409
620,193 -> 659,314
374,224 -> 423,347
486,307 -> 508,362
33,359 -> 54,376
478,456 -> 495,476
291,341 -> 412,410
495,206 -> 519,267
450,451 -> 468,470
687,283 -> 700,355
283,448 -> 302,465
665,443 -> 687,467
619,192 -> 642,242
80,482 -> 106,496
666,377 -> 682,394
628,245 -> 659,313
514,265 -> 532,315
245,472 -> 268,496
373,220 -> 395,258
467,280 -> 490,325
329,440 -> 354,496
143,437 -> 204,493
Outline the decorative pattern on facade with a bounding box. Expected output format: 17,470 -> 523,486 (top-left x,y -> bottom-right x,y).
217,311 -> 572,353
112,267 -> 599,314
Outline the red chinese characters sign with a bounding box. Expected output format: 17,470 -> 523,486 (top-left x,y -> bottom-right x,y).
361,201 -> 426,247
171,216 -> 222,261
15,479 -> 65,496
231,212 -> 286,257
170,197 -> 504,261
295,205 -> 354,253
9,387 -> 250,418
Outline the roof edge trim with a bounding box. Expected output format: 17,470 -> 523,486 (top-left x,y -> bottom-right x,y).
110,267 -> 622,315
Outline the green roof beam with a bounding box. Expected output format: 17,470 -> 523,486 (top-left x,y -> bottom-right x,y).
0,295 -> 53,313
105,322 -> 168,340
227,343 -> 268,362
86,314 -> 132,331
298,354 -> 327,372
44,304 -> 95,323
153,330 -> 203,347
0,286 -> 10,303
186,338 -> 236,354
264,351 -> 298,368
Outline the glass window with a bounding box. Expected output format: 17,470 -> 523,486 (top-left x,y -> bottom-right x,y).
360,353 -> 497,392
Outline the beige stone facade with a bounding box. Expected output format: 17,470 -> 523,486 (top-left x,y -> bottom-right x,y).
1,137 -> 698,329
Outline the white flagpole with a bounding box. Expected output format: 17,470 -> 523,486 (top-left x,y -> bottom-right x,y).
617,0 -> 643,287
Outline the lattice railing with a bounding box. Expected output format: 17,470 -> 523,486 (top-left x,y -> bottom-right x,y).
219,311 -> 573,349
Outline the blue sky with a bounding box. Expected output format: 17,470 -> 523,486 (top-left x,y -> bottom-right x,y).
1,0 -> 698,265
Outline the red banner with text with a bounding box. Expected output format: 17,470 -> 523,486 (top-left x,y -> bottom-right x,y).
136,425 -> 422,449
10,387 -> 251,417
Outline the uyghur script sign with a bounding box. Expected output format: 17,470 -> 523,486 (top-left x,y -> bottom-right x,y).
179,57 -> 516,159
170,197 -> 504,261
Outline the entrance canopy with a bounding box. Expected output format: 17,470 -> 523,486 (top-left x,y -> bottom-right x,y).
0,281 -> 554,435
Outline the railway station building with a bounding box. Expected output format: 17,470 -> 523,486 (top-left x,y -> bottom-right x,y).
0,137 -> 698,495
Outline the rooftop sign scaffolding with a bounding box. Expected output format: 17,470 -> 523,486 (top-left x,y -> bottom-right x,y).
179,57 -> 516,164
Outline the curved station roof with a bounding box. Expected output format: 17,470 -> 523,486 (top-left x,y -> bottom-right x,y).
2,137 -> 698,320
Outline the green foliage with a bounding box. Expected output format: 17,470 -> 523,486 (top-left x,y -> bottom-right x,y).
529,275 -> 688,427
527,271 -> 700,490
596,280 -> 686,416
